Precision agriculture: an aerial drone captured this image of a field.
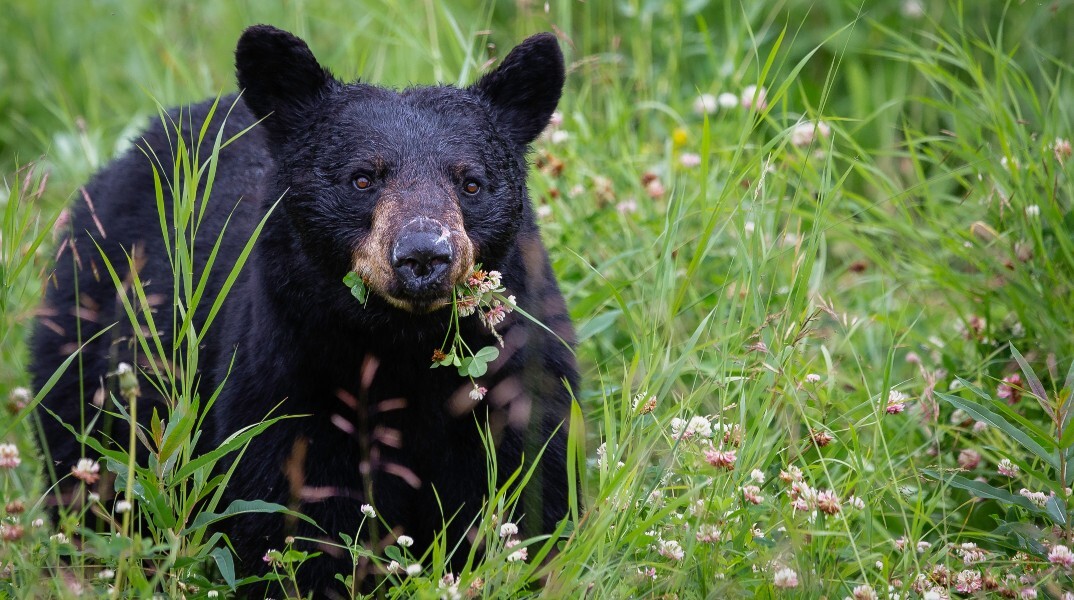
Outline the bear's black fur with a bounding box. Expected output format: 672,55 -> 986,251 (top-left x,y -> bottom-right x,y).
31,25 -> 577,597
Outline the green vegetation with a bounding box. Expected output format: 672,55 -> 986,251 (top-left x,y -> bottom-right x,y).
2,0 -> 1074,597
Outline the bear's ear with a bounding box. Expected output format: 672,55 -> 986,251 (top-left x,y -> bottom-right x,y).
235,25 -> 337,139
471,33 -> 565,147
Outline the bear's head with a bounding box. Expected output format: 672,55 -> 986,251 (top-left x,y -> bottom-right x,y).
236,25 -> 564,315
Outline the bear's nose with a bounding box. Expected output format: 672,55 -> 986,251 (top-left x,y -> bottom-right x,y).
391,219 -> 454,294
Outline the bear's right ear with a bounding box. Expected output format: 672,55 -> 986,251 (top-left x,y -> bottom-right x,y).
235,25 -> 337,140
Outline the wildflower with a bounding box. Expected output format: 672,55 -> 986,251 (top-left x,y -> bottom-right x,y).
361,504 -> 376,518
671,415 -> 712,440
742,485 -> 764,504
456,295 -> 479,317
505,538 -> 528,562
615,199 -> 637,215
901,0 -> 925,18
88,492 -> 100,503
695,524 -> 721,543
789,480 -> 815,503
815,490 -> 841,515
51,532 -> 69,544
717,92 -> 738,109
810,429 -> 834,447
894,537 -> 907,551
115,500 -> 132,514
805,373 -> 821,384
671,128 -> 688,147
957,449 -> 981,470
656,539 -> 685,561
481,304 -> 509,329
71,458 -> 100,484
958,543 -> 987,565
550,130 -> 569,144
499,522 -> 519,538
704,447 -> 736,470
396,535 -> 414,548
790,120 -> 831,147
916,541 -> 932,553
643,174 -> 665,199
633,394 -> 657,415
773,567 -> 799,588
997,374 -> 1022,404
846,495 -> 865,510
750,469 -> 766,483
431,348 -> 447,363
1025,205 -> 1040,218
693,93 -> 718,115
0,523 -> 24,541
1018,488 -> 1048,507
851,584 -> 877,600
886,390 -> 908,414
1054,137 -> 1072,164
791,497 -> 810,512
386,560 -> 403,575
262,550 -> 282,568
998,458 -> 1020,477
972,421 -> 988,433
97,569 -> 116,581
954,570 -> 982,594
405,563 -> 422,576
780,465 -> 803,482
1021,589 -> 1038,599
0,444 -> 20,469
469,386 -> 487,402
7,387 -> 31,413
116,362 -> 140,400
1048,544 -> 1074,568
740,85 -> 767,111
637,566 -> 657,581
679,153 -> 701,168
32,518 -> 44,528
207,592 -> 219,598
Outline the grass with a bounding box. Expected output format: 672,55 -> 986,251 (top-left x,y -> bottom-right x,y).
2,0 -> 1074,597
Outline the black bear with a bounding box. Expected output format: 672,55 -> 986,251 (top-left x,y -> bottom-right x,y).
31,25 -> 577,597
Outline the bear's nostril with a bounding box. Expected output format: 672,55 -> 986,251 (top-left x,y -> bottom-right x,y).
391,232 -> 454,292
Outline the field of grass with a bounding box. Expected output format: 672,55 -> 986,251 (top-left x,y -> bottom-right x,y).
3,0 -> 1074,597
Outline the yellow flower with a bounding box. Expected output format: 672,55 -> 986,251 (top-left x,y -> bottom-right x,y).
672,127 -> 689,148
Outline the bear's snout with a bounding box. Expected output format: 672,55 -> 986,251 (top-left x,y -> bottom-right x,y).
391,217 -> 454,295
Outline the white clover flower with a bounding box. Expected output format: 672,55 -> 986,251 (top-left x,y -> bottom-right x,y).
361,504 -> 376,518
71,458 -> 100,484
750,469 -> 766,483
717,92 -> 739,109
1049,544 -> 1074,567
773,567 -> 798,588
0,443 -> 20,469
656,539 -> 684,561
405,563 -> 422,576
499,522 -> 519,538
805,373 -> 821,384
693,93 -> 718,115
115,500 -> 132,514
679,152 -> 702,168
740,85 -> 767,111
396,534 -> 414,548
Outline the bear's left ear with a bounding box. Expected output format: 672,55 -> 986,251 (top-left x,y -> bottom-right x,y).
471,33 -> 565,147
235,25 -> 338,142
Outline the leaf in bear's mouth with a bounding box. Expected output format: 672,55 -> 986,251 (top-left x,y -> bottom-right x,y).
343,271 -> 369,306
429,266 -> 514,380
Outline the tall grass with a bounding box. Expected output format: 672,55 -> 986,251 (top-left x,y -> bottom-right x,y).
2,0 -> 1073,597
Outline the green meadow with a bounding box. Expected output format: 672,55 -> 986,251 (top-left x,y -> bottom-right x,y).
2,0 -> 1074,597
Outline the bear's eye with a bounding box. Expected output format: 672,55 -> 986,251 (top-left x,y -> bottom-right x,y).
463,180 -> 481,195
353,176 -> 373,191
